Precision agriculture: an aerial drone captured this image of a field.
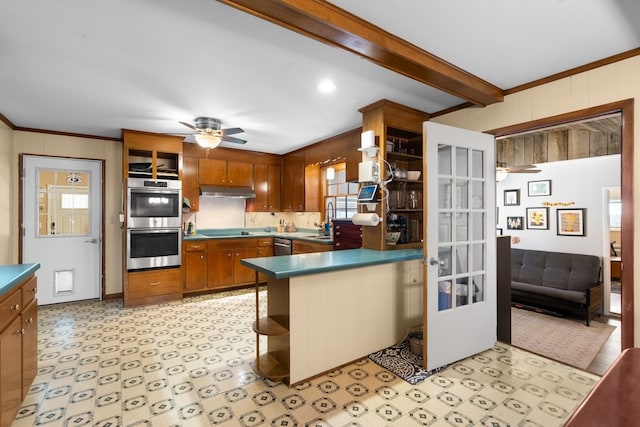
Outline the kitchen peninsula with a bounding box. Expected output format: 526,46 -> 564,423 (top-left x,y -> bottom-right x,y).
241,248 -> 423,385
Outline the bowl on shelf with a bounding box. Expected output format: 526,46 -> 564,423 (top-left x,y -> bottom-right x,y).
385,231 -> 401,245
407,171 -> 421,181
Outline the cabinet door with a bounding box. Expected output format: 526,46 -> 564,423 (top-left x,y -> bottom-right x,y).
0,316 -> 22,426
199,158 -> 227,185
283,160 -> 305,211
21,299 -> 37,399
182,156 -> 199,211
208,249 -> 234,288
253,164 -> 269,211
227,161 -> 253,187
184,251 -> 207,291
233,247 -> 258,285
268,165 -> 281,211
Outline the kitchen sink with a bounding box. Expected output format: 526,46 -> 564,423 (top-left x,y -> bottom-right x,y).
306,235 -> 332,240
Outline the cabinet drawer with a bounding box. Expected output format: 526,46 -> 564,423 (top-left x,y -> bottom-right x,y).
127,269 -> 181,299
0,289 -> 22,332
257,238 -> 273,247
184,241 -> 207,251
21,276 -> 37,307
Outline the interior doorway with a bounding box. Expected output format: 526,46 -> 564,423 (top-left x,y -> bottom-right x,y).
491,99 -> 633,368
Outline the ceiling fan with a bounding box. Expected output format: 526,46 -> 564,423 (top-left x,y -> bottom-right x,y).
496,162 -> 540,181
179,117 -> 247,149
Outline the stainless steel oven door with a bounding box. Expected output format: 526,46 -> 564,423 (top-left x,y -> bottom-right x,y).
127,178 -> 182,229
127,228 -> 181,271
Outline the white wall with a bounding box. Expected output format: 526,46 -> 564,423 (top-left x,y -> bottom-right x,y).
497,155 -> 620,256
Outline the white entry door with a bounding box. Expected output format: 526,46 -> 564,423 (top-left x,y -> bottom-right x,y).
22,155 -> 102,305
424,122 -> 496,370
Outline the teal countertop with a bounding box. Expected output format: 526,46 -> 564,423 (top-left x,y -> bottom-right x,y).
183,228 -> 334,245
240,248 -> 422,279
0,263 -> 40,297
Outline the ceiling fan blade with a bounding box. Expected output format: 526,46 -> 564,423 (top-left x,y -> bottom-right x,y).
222,135 -> 247,144
179,121 -> 198,131
221,127 -> 244,136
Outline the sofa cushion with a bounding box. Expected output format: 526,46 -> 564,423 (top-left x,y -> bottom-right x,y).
512,281 -> 586,304
511,249 -> 600,292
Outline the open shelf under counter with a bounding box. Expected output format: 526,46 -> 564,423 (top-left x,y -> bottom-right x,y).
253,317 -> 289,336
254,353 -> 289,382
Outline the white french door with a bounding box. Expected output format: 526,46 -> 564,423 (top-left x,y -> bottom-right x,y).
424,122 -> 496,370
22,155 -> 102,305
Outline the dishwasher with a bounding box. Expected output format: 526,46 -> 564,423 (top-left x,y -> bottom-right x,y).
273,237 -> 292,256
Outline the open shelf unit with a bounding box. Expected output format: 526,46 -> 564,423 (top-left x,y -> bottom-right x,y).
359,99 -> 429,251
252,275 -> 290,383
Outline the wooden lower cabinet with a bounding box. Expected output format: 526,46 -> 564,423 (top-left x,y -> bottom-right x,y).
0,275 -> 38,427
208,247 -> 234,289
125,268 -> 181,307
183,237 -> 273,293
184,241 -> 208,291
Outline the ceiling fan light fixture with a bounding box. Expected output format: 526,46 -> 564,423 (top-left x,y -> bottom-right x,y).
195,134 -> 222,149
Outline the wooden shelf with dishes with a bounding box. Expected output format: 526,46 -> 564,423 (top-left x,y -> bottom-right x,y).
359,99 -> 428,251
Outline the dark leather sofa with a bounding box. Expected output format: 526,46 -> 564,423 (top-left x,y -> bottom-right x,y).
510,248 -> 602,325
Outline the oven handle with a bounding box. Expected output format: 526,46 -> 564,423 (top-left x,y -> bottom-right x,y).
129,228 -> 181,234
274,242 -> 291,248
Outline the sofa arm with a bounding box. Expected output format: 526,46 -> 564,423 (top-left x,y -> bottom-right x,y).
586,283 -> 603,312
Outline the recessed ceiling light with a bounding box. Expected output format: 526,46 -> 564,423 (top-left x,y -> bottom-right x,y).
317,80 -> 337,93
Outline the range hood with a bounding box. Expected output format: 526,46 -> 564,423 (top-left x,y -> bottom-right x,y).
199,185 -> 256,198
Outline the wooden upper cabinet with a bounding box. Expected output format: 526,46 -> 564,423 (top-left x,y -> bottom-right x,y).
282,156 -> 305,211
182,156 -> 199,211
268,164 -> 281,211
254,163 -> 282,212
227,161 -> 253,187
123,129 -> 183,181
198,158 -> 227,185
199,159 -> 253,187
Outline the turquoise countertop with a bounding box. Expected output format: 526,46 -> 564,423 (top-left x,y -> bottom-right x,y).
0,263 -> 40,297
240,248 -> 423,279
183,228 -> 334,244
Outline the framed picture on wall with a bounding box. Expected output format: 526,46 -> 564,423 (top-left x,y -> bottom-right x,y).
506,216 -> 523,230
557,208 -> 585,236
504,189 -> 520,206
526,207 -> 549,230
528,180 -> 551,197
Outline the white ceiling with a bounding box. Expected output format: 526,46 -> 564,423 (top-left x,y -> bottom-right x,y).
1,0 -> 638,154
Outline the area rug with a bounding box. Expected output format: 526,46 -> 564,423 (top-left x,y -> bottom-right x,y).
368,334 -> 444,385
511,307 -> 615,370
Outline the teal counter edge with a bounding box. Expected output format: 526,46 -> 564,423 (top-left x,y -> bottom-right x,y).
0,263 -> 41,297
241,248 -> 423,279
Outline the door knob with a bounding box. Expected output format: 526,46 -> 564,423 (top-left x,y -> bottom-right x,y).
429,257 -> 440,266
85,238 -> 98,244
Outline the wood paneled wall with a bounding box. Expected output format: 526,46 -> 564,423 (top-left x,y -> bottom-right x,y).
497,127 -> 621,166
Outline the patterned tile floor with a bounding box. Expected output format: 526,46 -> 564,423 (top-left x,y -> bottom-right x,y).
13,288 -> 600,426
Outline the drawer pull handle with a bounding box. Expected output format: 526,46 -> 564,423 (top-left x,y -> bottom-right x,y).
27,317 -> 34,323
150,281 -> 160,286
33,287 -> 37,293
18,328 -> 25,335
12,304 -> 20,311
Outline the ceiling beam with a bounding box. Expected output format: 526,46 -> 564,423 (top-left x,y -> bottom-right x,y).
217,0 -> 504,106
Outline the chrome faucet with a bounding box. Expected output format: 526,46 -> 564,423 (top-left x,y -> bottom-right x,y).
326,201 -> 335,223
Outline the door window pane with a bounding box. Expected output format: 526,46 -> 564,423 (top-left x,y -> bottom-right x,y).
472,149 -> 484,178
38,169 -> 90,236
456,147 -> 468,177
438,145 -> 452,175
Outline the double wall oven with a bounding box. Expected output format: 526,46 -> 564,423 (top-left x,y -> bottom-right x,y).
126,178 -> 182,270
